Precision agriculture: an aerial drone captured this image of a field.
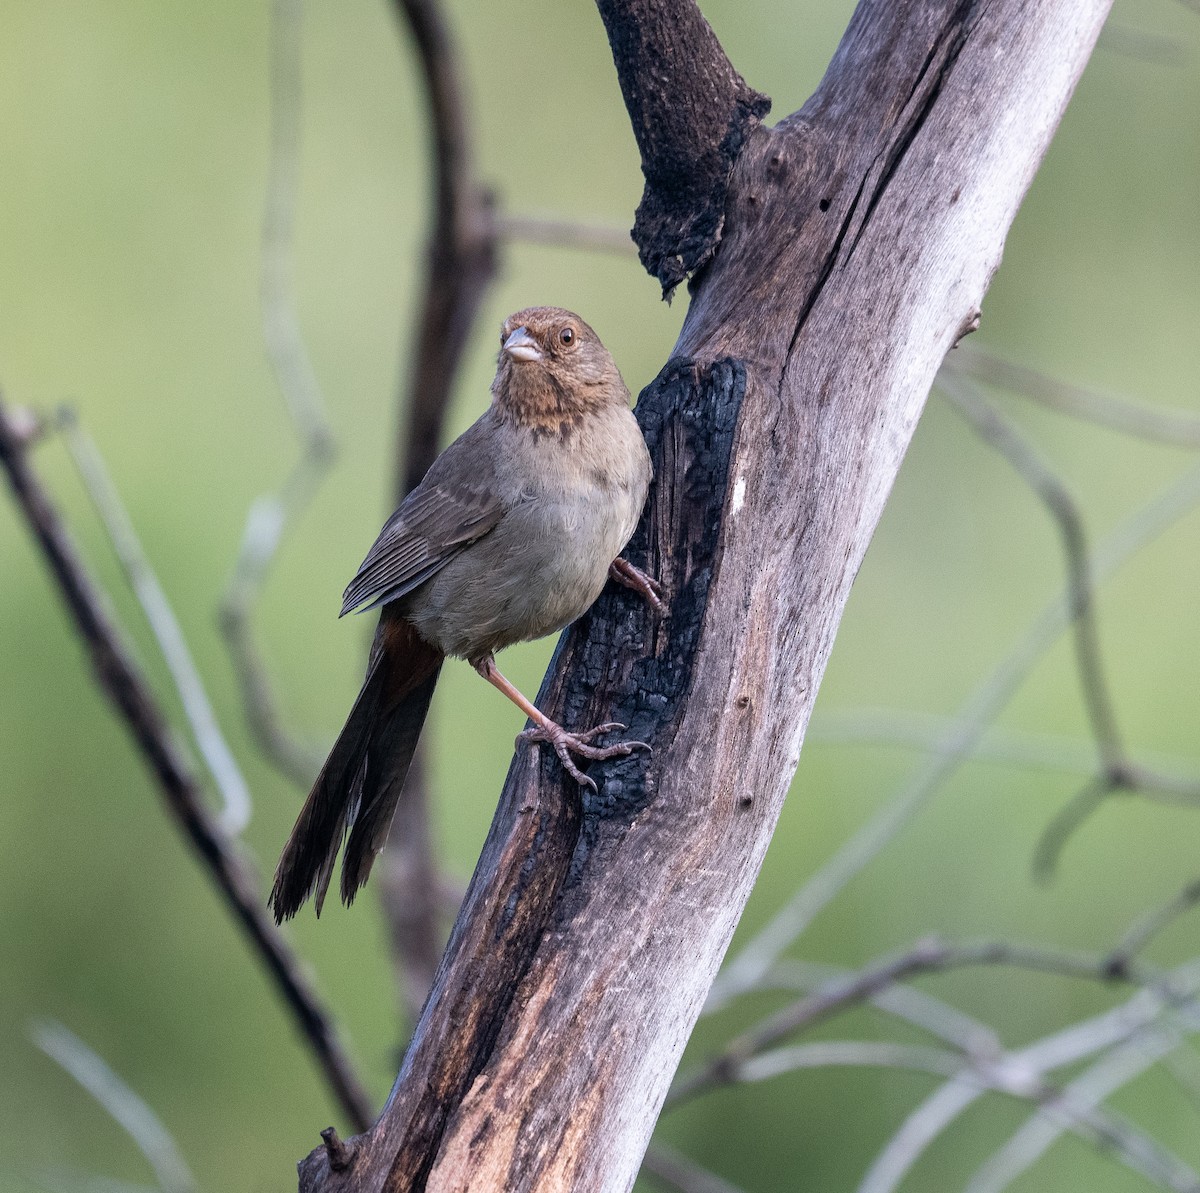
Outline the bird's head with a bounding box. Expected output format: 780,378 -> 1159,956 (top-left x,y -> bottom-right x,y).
492,306 -> 629,433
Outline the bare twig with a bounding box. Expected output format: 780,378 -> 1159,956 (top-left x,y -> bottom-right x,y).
1031,770 -> 1120,878
673,937 -> 1151,1109
494,212 -> 637,255
857,961 -> 1200,1193
951,346 -> 1200,449
31,1020 -> 198,1193
942,376 -> 1200,876
738,1040 -> 965,1084
940,375 -> 1123,766
219,0 -> 332,787
388,0 -> 496,503
1107,878 -> 1200,975
640,1143 -> 748,1193
1034,761 -> 1200,879
860,1058 -> 1200,1193
57,408 -> 251,836
764,957 -> 1003,1055
673,949 -> 1200,1193
963,1025 -> 1200,1193
0,398 -> 372,1132
809,706 -> 1200,783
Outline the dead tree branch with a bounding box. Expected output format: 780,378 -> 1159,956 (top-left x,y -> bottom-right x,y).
0,397 -> 372,1134
594,0 -> 770,295
291,1 -> 1113,1188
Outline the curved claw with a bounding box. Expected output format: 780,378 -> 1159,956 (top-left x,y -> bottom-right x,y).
609,558 -> 668,617
572,721 -> 626,743
518,720 -> 652,789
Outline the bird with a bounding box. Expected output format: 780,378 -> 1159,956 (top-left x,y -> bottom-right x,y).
269,306 -> 664,922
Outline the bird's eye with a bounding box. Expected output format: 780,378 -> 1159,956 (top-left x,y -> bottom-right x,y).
559,326 -> 575,346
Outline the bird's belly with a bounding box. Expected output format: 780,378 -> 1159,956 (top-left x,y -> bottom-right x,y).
405,486 -> 638,661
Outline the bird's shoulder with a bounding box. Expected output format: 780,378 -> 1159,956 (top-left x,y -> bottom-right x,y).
340,411 -> 514,615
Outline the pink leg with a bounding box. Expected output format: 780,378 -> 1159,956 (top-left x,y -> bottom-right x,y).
609,557 -> 667,615
474,655 -> 649,791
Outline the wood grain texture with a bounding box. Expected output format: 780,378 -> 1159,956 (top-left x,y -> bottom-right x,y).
295,0 -> 1112,1189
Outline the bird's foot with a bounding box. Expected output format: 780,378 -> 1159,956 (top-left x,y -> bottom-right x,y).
518,719 -> 650,790
609,558 -> 668,616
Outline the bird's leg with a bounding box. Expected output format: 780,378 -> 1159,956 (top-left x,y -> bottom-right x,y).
609,557 -> 667,615
473,654 -> 649,791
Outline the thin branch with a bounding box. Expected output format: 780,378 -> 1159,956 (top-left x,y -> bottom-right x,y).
680,977 -> 1200,1193
388,0 -> 496,502
809,706 -> 1200,782
964,1026 -> 1200,1193
942,375 -> 1200,876
940,374 -> 1124,767
1107,878 -> 1200,975
219,0 -> 332,788
1034,763 -> 1200,879
858,1075 -> 983,1193
738,1040 -> 965,1084
1031,770 -> 1120,879
1161,1043 -> 1200,1112
494,212 -> 637,255
860,1063 -> 1200,1193
0,397 -> 372,1132
57,408 -> 251,836
951,346 -> 1200,449
857,962 -> 1200,1193
764,957 -> 1002,1055
30,1020 -> 198,1193
760,959 -> 1200,1173
673,937 -> 1151,1109
640,1142 -> 748,1193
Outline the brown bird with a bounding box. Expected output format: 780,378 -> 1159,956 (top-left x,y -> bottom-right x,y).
270,306 -> 663,922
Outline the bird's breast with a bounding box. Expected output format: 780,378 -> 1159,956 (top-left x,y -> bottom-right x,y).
405,404 -> 651,661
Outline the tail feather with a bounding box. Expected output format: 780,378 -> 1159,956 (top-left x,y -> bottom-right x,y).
340,665 -> 440,906
269,616 -> 443,922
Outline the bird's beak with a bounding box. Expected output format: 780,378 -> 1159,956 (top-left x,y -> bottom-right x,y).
502,327 -> 543,363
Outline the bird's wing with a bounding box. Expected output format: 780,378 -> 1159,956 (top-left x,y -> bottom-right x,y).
340,478 -> 505,616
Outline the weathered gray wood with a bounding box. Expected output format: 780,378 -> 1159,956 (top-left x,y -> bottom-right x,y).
295,0 -> 1112,1189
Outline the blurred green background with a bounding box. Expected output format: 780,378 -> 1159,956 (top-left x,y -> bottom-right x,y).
2,1 -> 1198,1190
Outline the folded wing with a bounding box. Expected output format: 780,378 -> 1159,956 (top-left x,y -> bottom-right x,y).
340,479 -> 504,616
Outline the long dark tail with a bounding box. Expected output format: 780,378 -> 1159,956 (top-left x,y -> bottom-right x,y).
269,617 -> 443,922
